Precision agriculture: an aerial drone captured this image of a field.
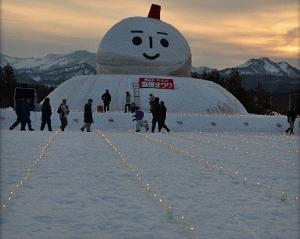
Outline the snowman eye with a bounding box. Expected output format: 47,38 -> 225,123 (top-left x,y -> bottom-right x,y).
160,38 -> 169,48
132,36 -> 142,46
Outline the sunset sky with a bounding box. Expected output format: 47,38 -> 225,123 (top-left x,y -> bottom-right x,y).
1,0 -> 299,68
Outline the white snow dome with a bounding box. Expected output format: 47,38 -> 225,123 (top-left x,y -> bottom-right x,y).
96,4 -> 191,77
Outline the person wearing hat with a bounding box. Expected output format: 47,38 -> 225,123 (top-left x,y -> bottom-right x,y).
148,93 -> 155,112
81,99 -> 94,132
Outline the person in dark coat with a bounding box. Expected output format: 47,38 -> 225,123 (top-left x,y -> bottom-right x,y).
81,99 -> 94,132
40,98 -> 52,131
101,89 -> 111,112
285,107 -> 297,135
151,97 -> 160,132
20,98 -> 34,131
158,101 -> 170,132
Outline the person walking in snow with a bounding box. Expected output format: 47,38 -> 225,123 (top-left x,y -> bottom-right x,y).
124,91 -> 131,113
158,101 -> 170,132
132,106 -> 149,132
81,99 -> 94,132
57,99 -> 69,131
151,97 -> 160,132
285,106 -> 297,135
40,97 -> 52,131
20,98 -> 34,131
101,89 -> 111,112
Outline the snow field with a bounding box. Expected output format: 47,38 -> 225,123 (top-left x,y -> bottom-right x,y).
106,130 -> 299,238
2,131 -> 189,239
1,111 -> 299,239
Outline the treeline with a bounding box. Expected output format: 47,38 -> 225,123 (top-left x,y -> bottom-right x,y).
192,69 -> 300,115
0,65 -> 55,108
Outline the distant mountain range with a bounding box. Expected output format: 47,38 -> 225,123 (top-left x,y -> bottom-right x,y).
192,57 -> 300,93
1,50 -> 299,93
0,50 -> 96,86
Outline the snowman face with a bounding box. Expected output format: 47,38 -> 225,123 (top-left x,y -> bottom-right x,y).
130,29 -> 169,60
97,17 -> 191,76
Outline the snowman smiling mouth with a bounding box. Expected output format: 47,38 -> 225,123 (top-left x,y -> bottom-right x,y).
143,53 -> 160,60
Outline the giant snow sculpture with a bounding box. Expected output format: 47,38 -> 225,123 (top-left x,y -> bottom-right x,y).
48,4 -> 247,114
96,4 -> 191,76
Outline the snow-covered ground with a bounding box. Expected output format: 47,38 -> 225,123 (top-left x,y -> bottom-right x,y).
1,109 -> 299,239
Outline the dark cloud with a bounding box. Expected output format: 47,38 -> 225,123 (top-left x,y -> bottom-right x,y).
284,27 -> 300,43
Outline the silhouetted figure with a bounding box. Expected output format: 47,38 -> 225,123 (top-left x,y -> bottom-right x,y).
101,89 -> 111,112
124,91 -> 131,113
57,99 -> 69,131
81,99 -> 94,132
20,98 -> 34,131
158,101 -> 170,132
151,97 -> 160,132
285,107 -> 297,135
40,98 -> 52,131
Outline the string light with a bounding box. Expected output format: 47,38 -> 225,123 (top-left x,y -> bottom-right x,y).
95,128 -> 197,237
280,192 -> 288,201
178,132 -> 297,168
2,129 -> 60,211
198,131 -> 299,158
130,130 -> 299,203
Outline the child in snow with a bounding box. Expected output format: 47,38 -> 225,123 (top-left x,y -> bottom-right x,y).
132,107 -> 149,132
57,99 -> 70,131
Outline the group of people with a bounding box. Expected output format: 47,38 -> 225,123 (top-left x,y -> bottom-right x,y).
9,90 -> 171,133
9,97 -> 70,132
148,94 -> 170,133
10,91 -> 297,135
125,91 -> 170,133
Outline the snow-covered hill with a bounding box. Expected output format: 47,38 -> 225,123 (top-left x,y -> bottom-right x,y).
47,74 -> 247,114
